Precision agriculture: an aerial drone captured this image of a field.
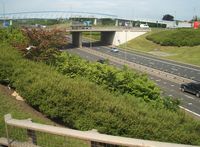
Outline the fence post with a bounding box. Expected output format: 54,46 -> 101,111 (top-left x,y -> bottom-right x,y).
27,129 -> 37,145
4,114 -> 12,147
26,119 -> 37,145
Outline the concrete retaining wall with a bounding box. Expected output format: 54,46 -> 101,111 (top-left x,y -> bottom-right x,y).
112,31 -> 146,46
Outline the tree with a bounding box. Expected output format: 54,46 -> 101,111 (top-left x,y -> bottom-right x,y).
22,28 -> 67,64
162,14 -> 174,21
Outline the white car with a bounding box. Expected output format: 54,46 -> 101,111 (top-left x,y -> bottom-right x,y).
111,48 -> 119,53
140,24 -> 149,28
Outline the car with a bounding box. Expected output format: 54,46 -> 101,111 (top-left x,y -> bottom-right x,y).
111,48 -> 119,53
140,24 -> 149,28
180,82 -> 200,98
97,59 -> 107,64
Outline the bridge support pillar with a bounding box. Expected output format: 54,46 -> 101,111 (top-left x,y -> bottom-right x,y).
72,32 -> 82,48
94,18 -> 97,25
115,19 -> 119,26
101,32 -> 115,45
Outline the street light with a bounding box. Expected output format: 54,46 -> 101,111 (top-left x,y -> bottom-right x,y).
1,1 -> 5,26
124,28 -> 128,65
90,30 -> 92,49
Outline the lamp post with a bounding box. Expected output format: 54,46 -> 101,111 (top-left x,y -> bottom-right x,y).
124,28 -> 127,65
2,1 -> 5,26
90,30 -> 92,48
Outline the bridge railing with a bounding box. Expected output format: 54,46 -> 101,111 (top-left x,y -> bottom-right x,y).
2,114 -> 197,147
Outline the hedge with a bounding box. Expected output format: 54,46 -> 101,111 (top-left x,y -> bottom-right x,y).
146,28 -> 200,47
0,43 -> 200,145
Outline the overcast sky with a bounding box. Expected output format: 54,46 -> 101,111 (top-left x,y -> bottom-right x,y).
1,0 -> 200,20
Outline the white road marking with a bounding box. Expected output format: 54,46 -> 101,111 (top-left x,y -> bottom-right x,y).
171,85 -> 175,87
156,79 -> 161,82
171,68 -> 178,71
184,95 -> 194,100
179,106 -> 200,118
168,95 -> 173,97
119,49 -> 200,72
188,103 -> 193,105
163,82 -> 167,84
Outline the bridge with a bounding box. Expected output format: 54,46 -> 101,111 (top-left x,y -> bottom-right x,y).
67,28 -> 149,48
0,11 -> 117,20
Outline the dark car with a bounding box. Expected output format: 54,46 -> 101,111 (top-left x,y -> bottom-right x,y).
180,82 -> 200,98
97,59 -> 107,64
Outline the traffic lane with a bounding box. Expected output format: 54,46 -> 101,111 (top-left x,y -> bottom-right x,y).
92,46 -> 200,81
67,49 -> 100,62
151,76 -> 200,115
66,48 -> 200,116
97,46 -> 200,81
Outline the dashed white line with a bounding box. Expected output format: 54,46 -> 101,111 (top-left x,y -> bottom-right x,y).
171,85 -> 175,87
188,103 -> 193,105
171,68 -> 178,71
184,95 -> 195,100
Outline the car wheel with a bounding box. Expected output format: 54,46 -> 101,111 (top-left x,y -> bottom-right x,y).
196,93 -> 200,98
181,87 -> 185,92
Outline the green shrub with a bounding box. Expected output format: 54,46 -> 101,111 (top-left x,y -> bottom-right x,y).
146,28 -> 200,47
0,27 -> 28,49
0,43 -> 200,145
55,52 -> 180,110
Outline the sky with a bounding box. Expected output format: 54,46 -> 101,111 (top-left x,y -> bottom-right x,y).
1,0 -> 200,20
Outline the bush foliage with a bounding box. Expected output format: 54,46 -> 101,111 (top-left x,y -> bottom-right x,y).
1,43 -> 200,145
1,28 -> 200,145
146,29 -> 200,47
55,52 -> 181,110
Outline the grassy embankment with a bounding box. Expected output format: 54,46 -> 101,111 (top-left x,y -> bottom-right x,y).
0,85 -> 88,147
121,28 -> 200,66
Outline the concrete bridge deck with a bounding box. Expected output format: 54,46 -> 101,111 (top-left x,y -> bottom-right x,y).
67,27 -> 150,32
68,27 -> 150,47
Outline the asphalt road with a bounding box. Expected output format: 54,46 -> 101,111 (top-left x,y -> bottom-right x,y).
89,46 -> 200,82
66,48 -> 200,118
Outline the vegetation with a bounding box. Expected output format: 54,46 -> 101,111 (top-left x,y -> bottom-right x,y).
21,28 -> 67,64
121,29 -> 200,66
0,27 -> 28,49
0,85 -> 88,147
20,27 -> 180,109
55,52 -> 180,109
0,85 -> 54,137
1,43 -> 200,145
82,32 -> 101,41
146,29 -> 200,47
1,27 -> 200,145
162,14 -> 174,21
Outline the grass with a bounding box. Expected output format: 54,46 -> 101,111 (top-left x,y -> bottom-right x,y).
0,85 -> 55,138
0,85 -> 88,147
82,32 -> 101,41
146,29 -> 200,46
121,29 -> 200,66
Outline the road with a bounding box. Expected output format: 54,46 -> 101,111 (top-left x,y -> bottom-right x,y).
90,46 -> 200,82
66,47 -> 200,118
